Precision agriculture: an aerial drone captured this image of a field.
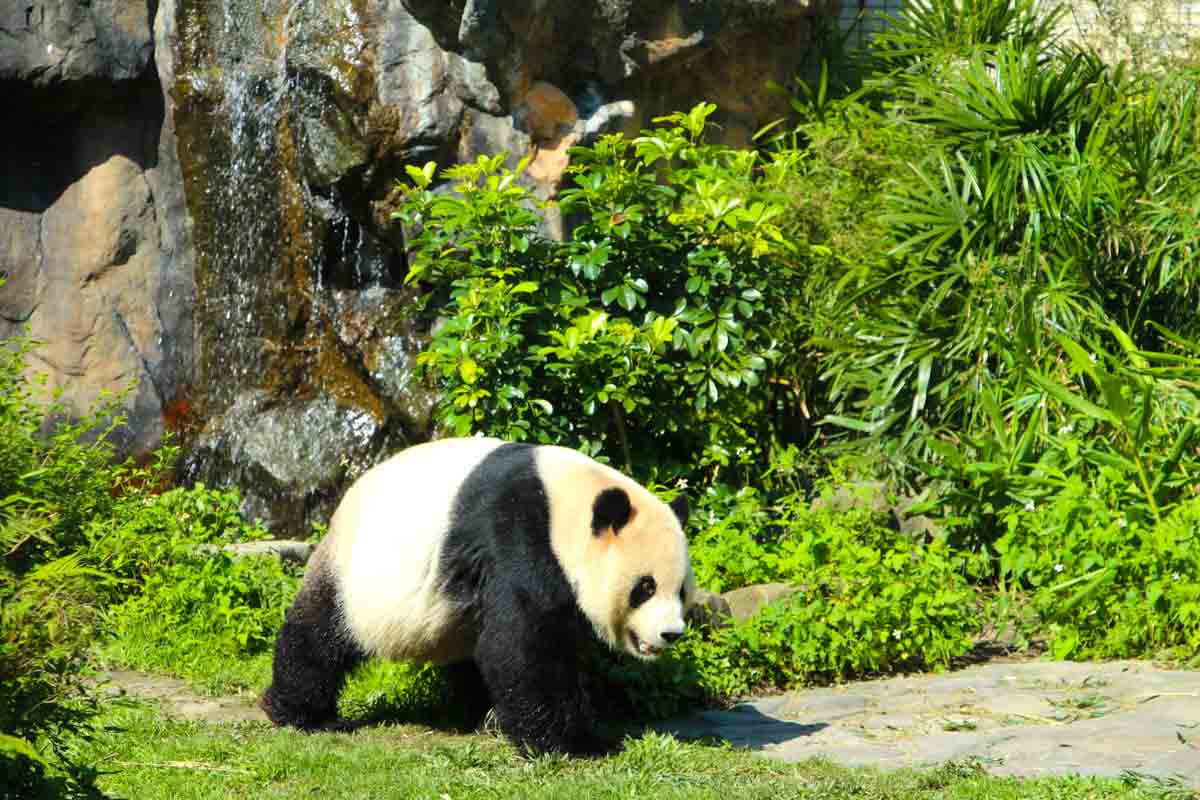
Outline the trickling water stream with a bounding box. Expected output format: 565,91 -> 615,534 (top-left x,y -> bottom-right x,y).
173,0 -> 387,416
171,0 -> 427,534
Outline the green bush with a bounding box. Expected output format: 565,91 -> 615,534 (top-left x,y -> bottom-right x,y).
0,324 -> 159,794
89,485 -> 302,693
780,0 -> 1200,667
996,492 -> 1200,661
601,490 -> 981,717
393,104 -> 805,482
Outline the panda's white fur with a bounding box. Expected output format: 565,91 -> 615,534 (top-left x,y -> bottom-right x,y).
262,437 -> 695,756
326,437 -> 501,663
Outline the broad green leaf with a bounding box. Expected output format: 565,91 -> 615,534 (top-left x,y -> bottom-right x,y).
1099,375 -> 1129,420
1057,335 -> 1099,381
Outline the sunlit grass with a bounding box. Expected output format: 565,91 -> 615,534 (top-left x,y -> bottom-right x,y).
71,701 -> 1194,800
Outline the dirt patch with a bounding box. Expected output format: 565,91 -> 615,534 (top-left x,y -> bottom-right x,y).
96,670 -> 267,725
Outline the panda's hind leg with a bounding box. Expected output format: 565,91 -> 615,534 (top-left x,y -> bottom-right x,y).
261,565 -> 364,731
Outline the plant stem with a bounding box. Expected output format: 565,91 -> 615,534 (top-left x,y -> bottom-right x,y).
609,400 -> 634,474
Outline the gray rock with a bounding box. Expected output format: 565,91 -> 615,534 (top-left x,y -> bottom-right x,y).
721,582 -> 797,622
181,391 -> 404,537
1,0 -> 154,86
688,588 -> 733,628
2,75 -> 190,457
197,539 -> 315,564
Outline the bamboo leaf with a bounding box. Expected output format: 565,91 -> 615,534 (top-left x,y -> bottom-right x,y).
1028,373 -> 1118,425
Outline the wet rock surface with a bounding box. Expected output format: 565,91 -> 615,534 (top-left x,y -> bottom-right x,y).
180,390 -> 408,536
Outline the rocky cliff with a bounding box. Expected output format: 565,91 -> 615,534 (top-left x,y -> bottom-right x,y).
3,0 -> 836,535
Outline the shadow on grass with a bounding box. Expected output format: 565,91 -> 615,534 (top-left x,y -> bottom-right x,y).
649,704 -> 829,750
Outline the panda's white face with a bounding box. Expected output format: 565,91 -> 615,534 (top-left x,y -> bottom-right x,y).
582,489 -> 695,661
536,445 -> 696,660
621,566 -> 695,659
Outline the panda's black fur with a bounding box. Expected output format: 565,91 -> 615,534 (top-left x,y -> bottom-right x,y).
261,440 -> 692,757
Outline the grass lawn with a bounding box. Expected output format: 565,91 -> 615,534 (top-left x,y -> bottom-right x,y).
71,701 -> 1196,800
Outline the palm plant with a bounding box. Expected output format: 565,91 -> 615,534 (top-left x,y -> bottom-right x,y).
817,25 -> 1200,534
872,0 -> 1066,69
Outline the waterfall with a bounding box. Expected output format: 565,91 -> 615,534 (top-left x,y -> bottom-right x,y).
173,0 -> 378,415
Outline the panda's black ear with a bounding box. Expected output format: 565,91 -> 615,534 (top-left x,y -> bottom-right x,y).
669,494 -> 689,529
592,487 -> 633,535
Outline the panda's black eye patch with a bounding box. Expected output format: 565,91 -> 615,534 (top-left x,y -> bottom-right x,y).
630,576 -> 657,609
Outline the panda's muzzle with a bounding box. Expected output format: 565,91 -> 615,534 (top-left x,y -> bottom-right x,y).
629,628 -> 683,658
629,629 -> 660,657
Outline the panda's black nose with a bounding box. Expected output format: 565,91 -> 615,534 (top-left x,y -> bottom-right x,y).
661,631 -> 683,644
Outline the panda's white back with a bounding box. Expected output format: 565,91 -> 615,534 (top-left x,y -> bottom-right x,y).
327,437 -> 506,662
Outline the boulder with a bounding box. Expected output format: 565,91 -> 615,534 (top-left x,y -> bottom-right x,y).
0,0 -> 154,86
179,391 -> 408,537
721,582 -> 799,623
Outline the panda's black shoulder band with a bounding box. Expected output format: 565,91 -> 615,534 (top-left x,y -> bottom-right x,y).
592,487 -> 633,535
669,494 -> 689,528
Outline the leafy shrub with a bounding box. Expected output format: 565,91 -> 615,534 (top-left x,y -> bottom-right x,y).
0,324 -> 160,794
872,0 -> 1064,68
996,491 -> 1200,661
775,0 -> 1200,667
601,490 -> 981,717
89,485 -> 302,693
393,104 -> 805,481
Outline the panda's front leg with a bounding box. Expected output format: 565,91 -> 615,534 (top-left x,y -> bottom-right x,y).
474,588 -> 615,757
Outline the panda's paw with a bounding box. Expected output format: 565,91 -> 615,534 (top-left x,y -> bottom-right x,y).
259,692 -> 355,733
516,732 -> 620,759
574,734 -> 622,759
313,716 -> 360,734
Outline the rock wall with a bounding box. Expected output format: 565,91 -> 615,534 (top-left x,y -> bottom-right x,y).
2,0 -> 194,455
4,0 -> 836,536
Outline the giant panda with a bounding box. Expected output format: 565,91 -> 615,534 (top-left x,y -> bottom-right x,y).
261,437 -> 695,756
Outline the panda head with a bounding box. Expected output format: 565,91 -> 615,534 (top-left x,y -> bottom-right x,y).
584,486 -> 695,660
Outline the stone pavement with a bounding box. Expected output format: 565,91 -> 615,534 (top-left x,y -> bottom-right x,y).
661,660 -> 1200,786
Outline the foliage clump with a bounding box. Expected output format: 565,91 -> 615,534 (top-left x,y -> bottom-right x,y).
87,485 -> 302,694
393,104 -> 801,482
0,325 -> 165,795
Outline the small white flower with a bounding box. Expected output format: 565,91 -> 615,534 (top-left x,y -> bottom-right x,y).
1118,517 -> 1128,529
1054,563 -> 1065,573
1173,573 -> 1181,582
892,629 -> 902,640
1058,424 -> 1074,435
1024,500 -> 1035,513
1089,353 -> 1098,364
675,477 -> 689,489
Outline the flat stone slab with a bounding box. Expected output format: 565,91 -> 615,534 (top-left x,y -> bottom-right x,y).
661,660 -> 1200,786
